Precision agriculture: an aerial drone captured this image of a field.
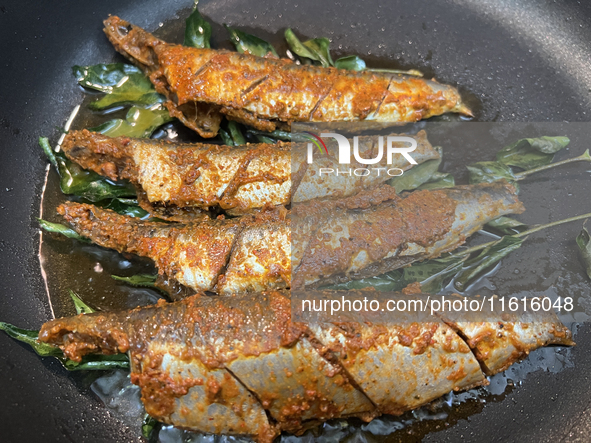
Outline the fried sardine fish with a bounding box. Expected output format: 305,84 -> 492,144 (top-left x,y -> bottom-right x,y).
56,181 -> 524,297
61,129 -> 440,217
39,290 -> 573,442
103,16 -> 472,138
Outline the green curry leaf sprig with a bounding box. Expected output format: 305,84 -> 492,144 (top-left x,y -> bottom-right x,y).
328,212 -> 591,293
467,136 -> 591,186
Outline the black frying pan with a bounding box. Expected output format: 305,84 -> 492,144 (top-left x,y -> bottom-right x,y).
1,0 -> 591,441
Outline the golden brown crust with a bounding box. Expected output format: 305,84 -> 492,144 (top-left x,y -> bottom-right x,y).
38,290 -> 572,440
56,182 -> 524,296
103,16 -> 471,138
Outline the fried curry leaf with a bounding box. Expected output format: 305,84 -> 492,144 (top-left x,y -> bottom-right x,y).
402,255 -> 468,294
576,227 -> 591,280
466,161 -> 517,186
247,129 -> 313,143
69,290 -> 96,314
454,236 -> 524,291
227,120 -> 247,145
496,136 -> 570,170
142,414 -> 160,439
90,106 -> 174,139
366,67 -> 424,77
62,354 -> 130,371
73,63 -> 164,110
326,255 -> 467,294
247,129 -> 293,141
389,149 -> 442,193
285,29 -> 333,67
225,25 -> 278,57
334,55 -> 366,71
415,172 -> 455,190
486,216 -> 528,236
112,274 -> 158,288
325,272 -> 404,292
256,135 -> 276,144
184,2 -> 212,49
218,128 -> 234,146
37,218 -> 89,243
0,322 -> 63,357
58,155 -> 136,200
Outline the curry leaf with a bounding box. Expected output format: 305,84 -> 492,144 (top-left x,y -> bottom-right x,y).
496,136 -> 570,170
69,290 -> 96,314
61,354 -> 130,371
325,272 -> 404,292
219,128 -> 234,146
0,322 -> 63,357
73,64 -> 164,110
227,120 -> 247,145
247,129 -> 294,141
256,135 -> 276,144
486,216 -> 528,236
142,414 -> 160,439
576,227 -> 591,280
285,29 -> 333,67
225,25 -> 278,57
57,155 -> 136,200
40,137 -> 136,201
39,136 -> 58,169
38,218 -> 89,243
389,151 -> 442,193
466,161 -> 517,186
112,274 -> 157,288
184,2 -> 212,49
415,172 -> 456,191
454,236 -> 524,291
366,67 -> 424,77
90,106 -> 173,138
400,255 -> 468,294
334,55 -> 366,71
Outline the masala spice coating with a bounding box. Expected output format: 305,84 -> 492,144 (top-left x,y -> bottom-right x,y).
103,16 -> 472,138
38,291 -> 573,441
61,129 -> 439,216
56,181 -> 523,297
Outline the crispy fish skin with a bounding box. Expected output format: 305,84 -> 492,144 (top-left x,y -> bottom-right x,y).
103,16 -> 472,138
61,129 -> 439,216
38,291 -> 573,441
56,182 -> 523,296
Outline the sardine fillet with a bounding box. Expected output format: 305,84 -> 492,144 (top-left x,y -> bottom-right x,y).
56,181 -> 524,297
103,16 -> 472,138
38,291 -> 573,441
60,129 -> 439,216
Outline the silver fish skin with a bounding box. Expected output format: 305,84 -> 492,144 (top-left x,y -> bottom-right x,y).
56,181 -> 524,297
291,181 -> 525,288
61,129 -> 439,218
38,291 -> 573,442
102,16 -> 472,138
